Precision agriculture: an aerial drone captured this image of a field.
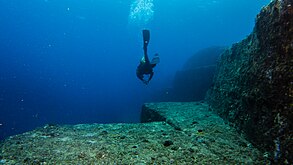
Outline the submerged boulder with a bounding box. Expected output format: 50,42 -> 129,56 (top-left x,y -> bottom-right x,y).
206,0 -> 292,163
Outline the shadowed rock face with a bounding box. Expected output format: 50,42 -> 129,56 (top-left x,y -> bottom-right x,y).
182,46 -> 225,70
172,47 -> 225,101
206,0 -> 292,163
149,47 -> 225,102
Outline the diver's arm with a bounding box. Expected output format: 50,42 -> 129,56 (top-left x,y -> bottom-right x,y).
148,71 -> 154,82
137,73 -> 148,84
137,73 -> 144,82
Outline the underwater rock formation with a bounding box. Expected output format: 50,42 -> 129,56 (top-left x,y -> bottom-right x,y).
206,0 -> 292,163
0,102 -> 265,164
182,46 -> 225,70
172,47 -> 225,101
149,47 -> 224,102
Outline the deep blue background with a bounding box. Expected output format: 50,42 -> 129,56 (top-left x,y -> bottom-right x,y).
0,0 -> 269,139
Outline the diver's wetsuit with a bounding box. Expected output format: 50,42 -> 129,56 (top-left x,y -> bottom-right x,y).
136,30 -> 157,84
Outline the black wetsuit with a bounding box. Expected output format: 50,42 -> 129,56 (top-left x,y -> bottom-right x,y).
136,40 -> 156,84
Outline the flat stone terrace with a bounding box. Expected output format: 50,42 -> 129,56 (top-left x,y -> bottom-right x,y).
0,102 -> 266,164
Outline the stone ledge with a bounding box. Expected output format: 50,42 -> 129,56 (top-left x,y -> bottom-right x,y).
0,102 -> 267,164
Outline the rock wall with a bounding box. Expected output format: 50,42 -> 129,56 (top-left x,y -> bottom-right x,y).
206,0 -> 292,163
172,47 -> 225,101
173,66 -> 216,101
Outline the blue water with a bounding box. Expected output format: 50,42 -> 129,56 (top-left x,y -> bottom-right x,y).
0,0 -> 269,140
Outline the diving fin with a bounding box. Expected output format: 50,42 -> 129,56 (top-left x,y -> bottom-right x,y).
151,54 -> 160,64
142,30 -> 150,46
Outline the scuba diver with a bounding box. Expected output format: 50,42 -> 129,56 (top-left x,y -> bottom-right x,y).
136,30 -> 160,85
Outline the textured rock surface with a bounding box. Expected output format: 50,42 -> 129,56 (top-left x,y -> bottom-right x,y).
0,102 -> 265,164
206,0 -> 292,163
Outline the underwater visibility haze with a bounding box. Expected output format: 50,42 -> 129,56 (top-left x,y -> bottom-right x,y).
0,0 -> 269,140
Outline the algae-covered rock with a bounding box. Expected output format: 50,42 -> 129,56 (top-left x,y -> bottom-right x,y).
207,0 -> 293,163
